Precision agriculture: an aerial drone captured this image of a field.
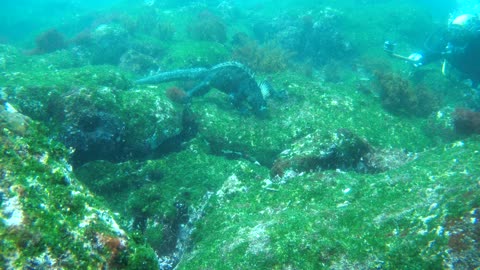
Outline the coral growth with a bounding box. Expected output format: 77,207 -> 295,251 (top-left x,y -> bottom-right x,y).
453,108 -> 480,135
232,34 -> 293,73
28,29 -> 66,55
375,71 -> 439,117
187,10 -> 227,43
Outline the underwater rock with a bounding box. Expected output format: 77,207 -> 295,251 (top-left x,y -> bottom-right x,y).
2,65 -> 184,165
118,88 -> 185,159
0,100 -> 31,136
253,15 -> 305,53
425,106 -> 457,141
62,110 -> 126,166
253,8 -> 352,66
191,72 -> 435,168
84,23 -> 130,65
179,138 -> 480,269
187,10 -> 227,43
58,85 -> 186,165
271,129 -> 412,177
1,60 -> 132,91
271,129 -> 372,176
0,117 -> 158,269
74,142 -> 269,269
303,14 -> 352,65
119,49 -> 159,74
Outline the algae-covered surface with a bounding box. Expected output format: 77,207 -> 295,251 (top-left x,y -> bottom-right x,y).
1,0 -> 479,269
178,139 -> 480,269
0,106 -> 158,269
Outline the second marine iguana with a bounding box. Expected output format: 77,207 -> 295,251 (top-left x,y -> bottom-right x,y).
135,61 -> 272,115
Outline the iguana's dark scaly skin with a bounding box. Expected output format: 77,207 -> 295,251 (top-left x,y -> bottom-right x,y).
135,61 -> 268,115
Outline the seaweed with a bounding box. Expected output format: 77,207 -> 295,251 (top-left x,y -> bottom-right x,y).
375,71 -> 439,117
27,29 -> 66,55
453,108 -> 480,135
232,35 -> 293,73
165,86 -> 189,104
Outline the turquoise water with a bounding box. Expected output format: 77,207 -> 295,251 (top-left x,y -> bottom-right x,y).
1,0 -> 479,269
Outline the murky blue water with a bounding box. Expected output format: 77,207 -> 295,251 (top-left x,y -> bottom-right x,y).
0,0 -> 462,46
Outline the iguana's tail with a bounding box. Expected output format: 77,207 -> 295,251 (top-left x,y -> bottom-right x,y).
135,68 -> 208,84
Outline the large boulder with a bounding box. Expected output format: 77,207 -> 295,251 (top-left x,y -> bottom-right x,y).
0,106 -> 158,269
0,47 -> 185,165
270,128 -> 411,177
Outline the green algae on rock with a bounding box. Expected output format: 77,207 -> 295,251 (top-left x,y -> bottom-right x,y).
270,128 -> 413,177
0,108 -> 158,269
191,71 -> 437,167
1,2 -> 479,269
0,45 -> 185,164
74,138 -> 270,261
176,138 -> 480,269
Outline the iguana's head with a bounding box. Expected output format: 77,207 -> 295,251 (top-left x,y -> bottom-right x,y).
247,83 -> 268,117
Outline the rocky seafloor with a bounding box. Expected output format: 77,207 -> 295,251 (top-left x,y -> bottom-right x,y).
1,2 -> 479,269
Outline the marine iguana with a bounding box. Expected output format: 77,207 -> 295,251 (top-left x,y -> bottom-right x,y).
135,61 -> 271,115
